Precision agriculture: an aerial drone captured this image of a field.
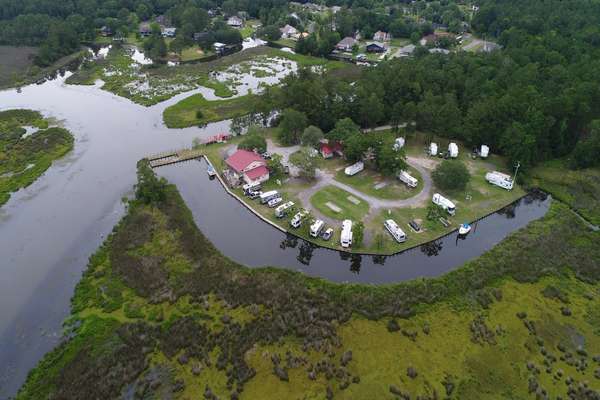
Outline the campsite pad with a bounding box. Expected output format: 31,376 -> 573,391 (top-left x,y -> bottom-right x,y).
374,182 -> 388,190
326,202 -> 342,213
347,196 -> 361,205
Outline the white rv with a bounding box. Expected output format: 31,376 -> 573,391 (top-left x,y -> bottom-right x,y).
344,161 -> 364,176
448,142 -> 459,158
243,181 -> 262,194
429,142 -> 438,156
485,171 -> 514,190
275,201 -> 294,218
290,210 -> 309,228
393,137 -> 405,151
259,190 -> 279,204
340,219 -> 353,248
480,145 -> 489,158
384,219 -> 407,243
310,219 -> 325,237
398,170 -> 418,188
432,193 -> 456,216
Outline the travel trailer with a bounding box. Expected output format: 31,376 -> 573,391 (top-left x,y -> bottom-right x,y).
275,201 -> 294,218
393,137 -> 405,151
310,219 -> 325,237
485,171 -> 514,190
340,219 -> 353,248
448,142 -> 459,158
429,142 -> 438,156
290,210 -> 309,228
384,219 -> 407,243
259,190 -> 279,204
344,161 -> 364,176
479,145 -> 489,158
398,170 -> 418,188
243,181 -> 262,194
432,193 -> 456,215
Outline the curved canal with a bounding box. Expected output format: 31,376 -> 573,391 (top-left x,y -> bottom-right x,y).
0,73 -> 550,396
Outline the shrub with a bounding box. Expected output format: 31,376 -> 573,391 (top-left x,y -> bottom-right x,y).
432,160 -> 470,192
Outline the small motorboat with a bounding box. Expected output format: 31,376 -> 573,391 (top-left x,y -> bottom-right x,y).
458,223 -> 472,236
207,165 -> 216,178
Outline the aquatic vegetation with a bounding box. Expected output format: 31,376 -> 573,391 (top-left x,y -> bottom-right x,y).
16,164 -> 600,399
0,109 -> 73,207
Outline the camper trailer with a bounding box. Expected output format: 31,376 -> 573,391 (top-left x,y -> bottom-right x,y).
310,219 -> 325,238
260,190 -> 279,204
429,142 -> 438,156
398,170 -> 418,188
448,142 -> 459,158
275,201 -> 294,218
485,171 -> 514,190
479,145 -> 489,158
340,220 -> 353,248
384,219 -> 407,243
290,210 -> 309,228
344,161 -> 364,176
432,193 -> 456,216
393,137 -> 406,151
243,181 -> 262,194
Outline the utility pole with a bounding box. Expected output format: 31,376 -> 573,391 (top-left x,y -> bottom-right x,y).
512,161 -> 521,190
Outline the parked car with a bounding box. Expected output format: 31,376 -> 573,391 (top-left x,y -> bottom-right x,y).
409,220 -> 422,232
248,190 -> 261,200
268,197 -> 283,207
261,151 -> 272,159
321,228 -> 334,241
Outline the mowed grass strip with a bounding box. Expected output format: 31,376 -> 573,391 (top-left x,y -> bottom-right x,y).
310,185 -> 369,221
162,93 -> 255,128
334,165 -> 423,200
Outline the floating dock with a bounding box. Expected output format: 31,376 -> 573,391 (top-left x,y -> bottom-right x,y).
147,148 -> 204,168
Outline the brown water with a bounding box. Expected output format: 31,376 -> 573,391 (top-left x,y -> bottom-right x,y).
0,73 -> 550,397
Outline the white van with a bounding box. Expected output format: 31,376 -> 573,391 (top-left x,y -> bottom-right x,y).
290,210 -> 308,228
384,219 -> 407,243
310,219 -> 325,237
275,201 -> 294,218
340,219 -> 353,248
398,170 -> 418,188
448,142 -> 459,158
432,193 -> 456,216
429,142 -> 438,156
344,161 -> 364,176
259,190 -> 279,204
485,171 -> 514,190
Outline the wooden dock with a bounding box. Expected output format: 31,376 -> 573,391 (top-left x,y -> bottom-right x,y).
147,148 -> 204,168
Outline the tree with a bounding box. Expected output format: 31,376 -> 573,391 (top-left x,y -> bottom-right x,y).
353,221 -> 365,247
143,24 -> 167,61
569,121 -> 600,169
432,160 -> 470,192
135,160 -> 168,204
301,126 -> 324,147
289,148 -> 317,180
267,153 -> 285,177
238,134 -> 266,153
260,24 -> 281,41
376,145 -> 407,176
278,109 -> 308,145
343,132 -> 369,163
328,118 -> 360,142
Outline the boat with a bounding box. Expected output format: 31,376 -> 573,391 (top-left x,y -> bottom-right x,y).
207,165 -> 216,178
458,223 -> 472,235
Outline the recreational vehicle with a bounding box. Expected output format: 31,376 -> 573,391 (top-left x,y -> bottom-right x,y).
259,190 -> 279,204
432,193 -> 456,216
479,145 -> 489,158
485,171 -> 514,190
310,219 -> 325,237
243,181 -> 261,194
448,142 -> 459,158
429,142 -> 438,156
268,197 -> 283,207
393,137 -> 405,151
290,210 -> 309,228
340,220 -> 353,248
398,170 -> 418,188
344,161 -> 364,176
384,219 -> 407,243
275,201 -> 294,218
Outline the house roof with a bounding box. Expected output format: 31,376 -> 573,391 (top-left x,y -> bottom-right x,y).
245,165 -> 269,181
280,24 -> 298,35
337,37 -> 357,48
226,149 -> 265,173
367,42 -> 387,49
321,142 -> 342,154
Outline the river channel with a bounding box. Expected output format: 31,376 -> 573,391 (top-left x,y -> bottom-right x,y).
0,72 -> 550,397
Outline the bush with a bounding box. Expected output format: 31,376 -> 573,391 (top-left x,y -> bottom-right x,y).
432,160 -> 470,192
238,134 -> 267,153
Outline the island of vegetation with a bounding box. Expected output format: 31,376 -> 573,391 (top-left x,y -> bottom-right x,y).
16,162 -> 600,399
0,109 -> 74,207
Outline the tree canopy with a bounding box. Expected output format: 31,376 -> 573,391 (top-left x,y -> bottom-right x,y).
432,160 -> 470,192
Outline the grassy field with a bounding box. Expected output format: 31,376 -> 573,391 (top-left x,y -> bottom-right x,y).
310,185 -> 370,221
163,93 -> 256,128
333,165 -> 423,200
16,163 -> 600,399
0,109 -> 74,207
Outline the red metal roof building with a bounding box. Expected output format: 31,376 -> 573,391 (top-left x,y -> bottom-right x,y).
225,149 -> 269,184
320,142 -> 343,158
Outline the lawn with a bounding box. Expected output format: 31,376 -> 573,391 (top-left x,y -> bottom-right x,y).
310,185 -> 370,221
333,164 -> 423,200
162,93 -> 256,128
180,46 -> 214,62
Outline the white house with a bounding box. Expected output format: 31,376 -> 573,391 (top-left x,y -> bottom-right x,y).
280,24 -> 299,39
227,16 -> 244,28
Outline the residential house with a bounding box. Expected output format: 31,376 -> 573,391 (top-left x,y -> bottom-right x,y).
320,142 -> 343,159
373,31 -> 391,42
280,24 -> 299,39
482,41 -> 501,52
396,44 -> 416,57
139,23 -> 152,37
225,149 -> 270,185
100,26 -> 113,37
366,42 -> 387,53
335,37 -> 358,52
227,16 -> 244,28
162,27 -> 176,38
